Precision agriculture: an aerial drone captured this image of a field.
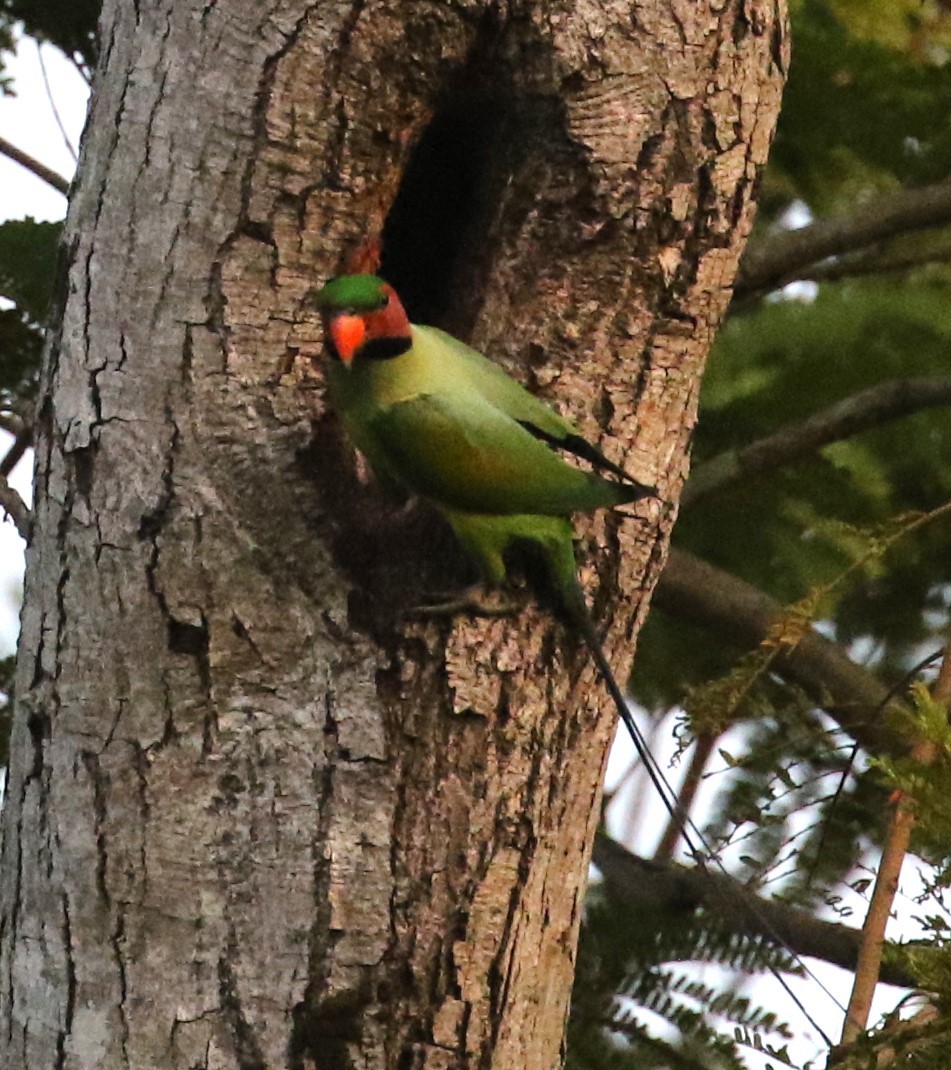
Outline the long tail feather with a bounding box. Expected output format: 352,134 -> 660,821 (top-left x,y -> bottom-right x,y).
559,580 -> 844,1040
559,581 -> 690,838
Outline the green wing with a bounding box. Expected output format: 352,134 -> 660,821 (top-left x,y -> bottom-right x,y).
417,326 -> 642,485
365,388 -> 631,517
419,327 -> 575,438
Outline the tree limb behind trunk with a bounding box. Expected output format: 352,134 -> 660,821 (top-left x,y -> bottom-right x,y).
654,547 -> 909,756
736,180 -> 951,297
593,834 -> 918,989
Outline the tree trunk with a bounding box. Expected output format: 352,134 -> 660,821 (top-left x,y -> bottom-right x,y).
0,2 -> 787,1068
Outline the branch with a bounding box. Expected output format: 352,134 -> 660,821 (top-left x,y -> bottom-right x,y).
653,547 -> 910,757
736,180 -> 951,297
0,472 -> 30,540
0,134 -> 70,196
0,424 -> 33,539
841,638 -> 951,1045
36,41 -> 79,164
684,378 -> 951,507
653,732 -> 716,862
0,413 -> 27,438
592,834 -> 918,989
806,240 -> 951,286
0,423 -> 33,478
841,806 -> 917,1046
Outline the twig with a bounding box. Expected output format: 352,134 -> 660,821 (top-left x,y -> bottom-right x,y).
840,638 -> 951,1046
653,733 -> 716,862
684,378 -> 951,507
70,54 -> 93,87
840,798 -> 920,1044
0,413 -> 27,438
1,424 -> 33,478
0,472 -> 31,540
0,134 -> 70,196
736,180 -> 951,297
36,41 -> 78,163
809,648 -> 945,888
654,547 -> 911,757
592,834 -> 918,988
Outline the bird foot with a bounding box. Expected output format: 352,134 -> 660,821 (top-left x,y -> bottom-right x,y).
409,585 -> 521,619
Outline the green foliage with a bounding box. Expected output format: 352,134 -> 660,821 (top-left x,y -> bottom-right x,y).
0,307 -> 44,405
0,218 -> 61,405
875,684 -> 951,880
0,0 -> 99,77
829,999 -> 951,1070
0,217 -> 61,319
636,277 -> 951,712
821,0 -> 951,52
901,913 -> 951,1009
770,0 -> 951,212
615,8 -> 951,1065
568,887 -> 797,1070
703,708 -> 884,912
0,20 -> 12,93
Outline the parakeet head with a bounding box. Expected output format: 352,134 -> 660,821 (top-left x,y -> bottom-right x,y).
314,274 -> 411,367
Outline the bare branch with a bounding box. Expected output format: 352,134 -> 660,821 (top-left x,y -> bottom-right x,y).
653,547 -> 910,757
0,472 -> 31,540
842,800 -> 919,1043
684,378 -> 951,507
653,733 -> 716,862
0,413 -> 27,438
0,134 -> 70,196
736,181 -> 951,297
0,424 -> 33,478
36,41 -> 79,164
841,637 -> 951,1045
592,834 -> 918,989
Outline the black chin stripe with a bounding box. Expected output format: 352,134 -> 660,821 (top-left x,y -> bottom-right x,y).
362,336 -> 412,361
325,336 -> 411,363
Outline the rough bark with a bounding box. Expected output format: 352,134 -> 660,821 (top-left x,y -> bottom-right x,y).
0,2 -> 787,1069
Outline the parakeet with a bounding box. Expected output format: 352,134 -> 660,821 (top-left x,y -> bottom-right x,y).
313,272 -> 662,772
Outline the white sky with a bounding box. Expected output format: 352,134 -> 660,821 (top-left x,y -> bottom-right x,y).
0,27 -> 936,1070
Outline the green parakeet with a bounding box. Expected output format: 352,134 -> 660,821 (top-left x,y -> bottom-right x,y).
312,278 -> 826,992
313,273 -> 662,772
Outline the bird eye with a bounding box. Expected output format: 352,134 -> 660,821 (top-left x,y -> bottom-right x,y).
379,293 -> 390,309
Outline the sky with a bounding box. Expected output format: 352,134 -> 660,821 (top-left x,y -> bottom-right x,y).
0,39 -> 88,652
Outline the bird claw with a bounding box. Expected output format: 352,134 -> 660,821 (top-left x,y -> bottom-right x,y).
409,585 -> 521,619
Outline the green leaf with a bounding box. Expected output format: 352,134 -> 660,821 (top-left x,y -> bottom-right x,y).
768,0 -> 951,213
0,217 -> 62,322
0,0 -> 99,73
0,307 -> 43,404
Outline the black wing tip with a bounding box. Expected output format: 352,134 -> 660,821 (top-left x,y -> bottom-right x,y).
517,420 -> 659,502
559,432 -> 627,480
615,481 -> 659,505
